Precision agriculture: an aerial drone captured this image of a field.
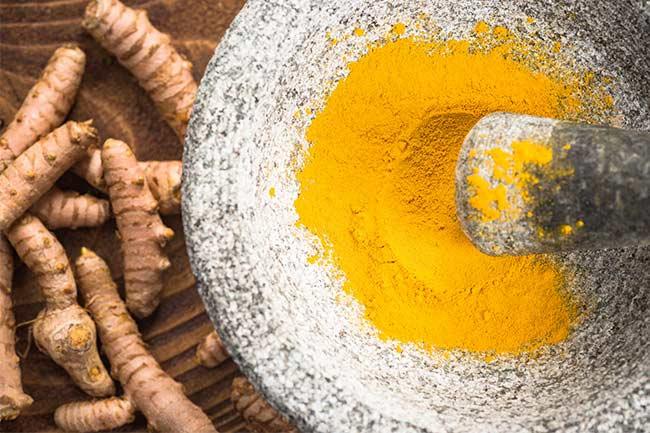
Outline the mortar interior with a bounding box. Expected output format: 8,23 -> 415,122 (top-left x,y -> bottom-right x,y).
184,1 -> 650,432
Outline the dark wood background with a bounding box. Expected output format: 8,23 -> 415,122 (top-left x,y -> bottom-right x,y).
0,0 -> 247,431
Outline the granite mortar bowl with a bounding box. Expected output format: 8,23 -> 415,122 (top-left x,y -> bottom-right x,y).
183,1 -> 650,432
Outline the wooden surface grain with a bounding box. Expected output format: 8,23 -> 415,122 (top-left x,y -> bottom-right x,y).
0,0 -> 246,431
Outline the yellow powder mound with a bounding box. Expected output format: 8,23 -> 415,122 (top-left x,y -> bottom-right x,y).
295,25 -> 611,355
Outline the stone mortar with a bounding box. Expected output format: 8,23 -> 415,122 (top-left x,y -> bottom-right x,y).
183,1 -> 650,432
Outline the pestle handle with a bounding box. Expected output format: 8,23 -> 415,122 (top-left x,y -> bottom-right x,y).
455,112 -> 650,256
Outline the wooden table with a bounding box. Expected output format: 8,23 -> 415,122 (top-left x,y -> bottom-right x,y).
0,0 -> 246,431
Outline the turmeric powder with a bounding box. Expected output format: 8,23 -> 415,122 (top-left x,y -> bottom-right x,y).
467,140 -> 556,222
295,23 -> 612,355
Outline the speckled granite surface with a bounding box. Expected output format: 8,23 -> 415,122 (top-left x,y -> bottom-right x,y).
183,1 -> 649,432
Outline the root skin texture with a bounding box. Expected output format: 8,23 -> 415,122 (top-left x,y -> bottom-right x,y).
6,215 -> 114,397
31,187 -> 110,230
0,121 -> 98,232
232,376 -> 298,433
196,331 -> 229,368
142,160 -> 182,215
75,249 -> 217,433
83,0 -> 197,141
73,147 -> 106,191
0,45 -> 86,173
102,139 -> 173,318
75,148 -> 181,214
0,236 -> 33,420
54,397 -> 135,432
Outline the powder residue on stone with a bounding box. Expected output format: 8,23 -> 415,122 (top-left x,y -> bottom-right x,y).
391,22 -> 406,35
466,137 -> 582,233
295,23 -> 612,355
467,140 -> 556,222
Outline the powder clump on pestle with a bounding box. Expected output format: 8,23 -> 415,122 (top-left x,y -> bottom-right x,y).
467,140 -> 555,222
295,22 -> 613,355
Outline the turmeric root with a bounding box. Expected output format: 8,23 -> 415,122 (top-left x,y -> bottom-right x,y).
31,187 -> 110,230
0,236 -> 33,421
231,376 -> 298,433
75,148 -> 182,214
83,0 -> 197,141
142,160 -> 182,215
0,121 -> 98,232
63,248 -> 217,433
196,330 -> 229,368
102,139 -> 173,318
54,397 -> 135,433
73,147 -> 105,191
0,45 -> 85,173
6,214 -> 114,397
